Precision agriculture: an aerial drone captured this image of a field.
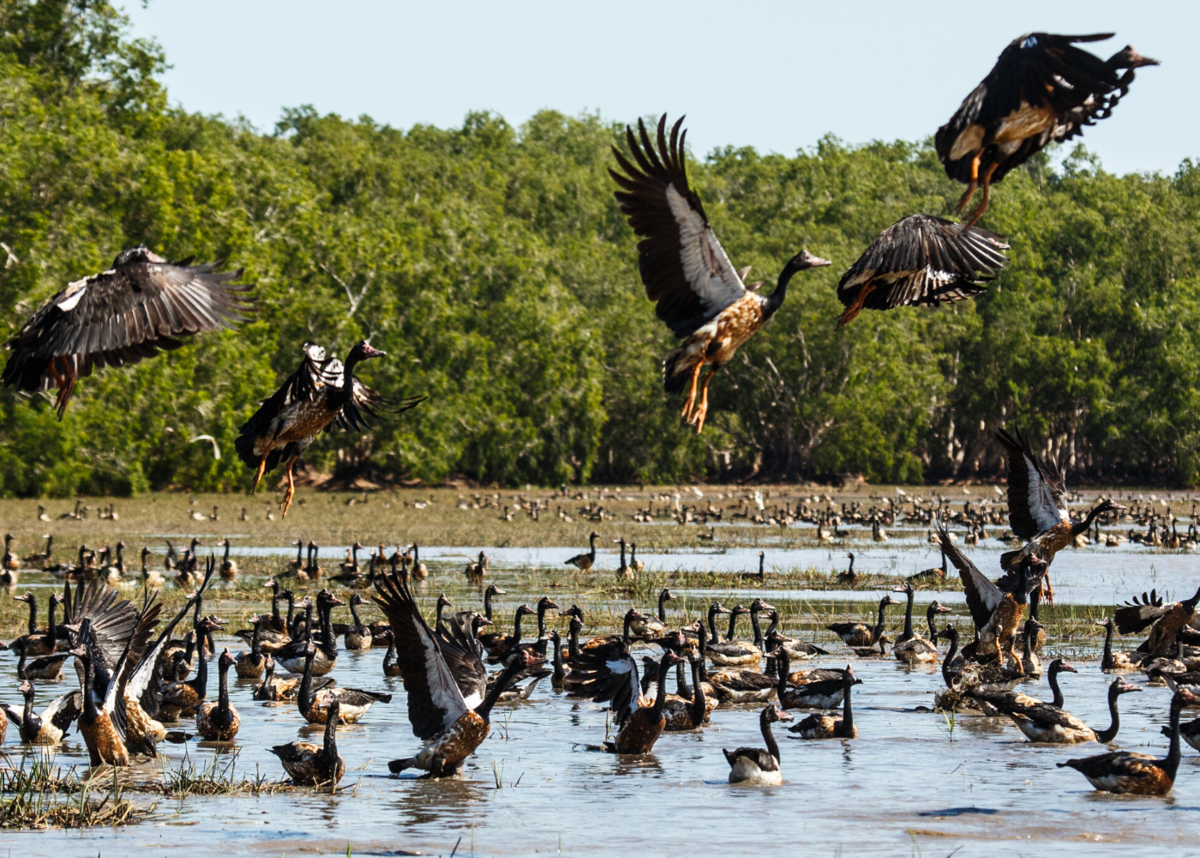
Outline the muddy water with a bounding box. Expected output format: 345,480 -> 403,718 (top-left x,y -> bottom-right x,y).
3,543 -> 1200,856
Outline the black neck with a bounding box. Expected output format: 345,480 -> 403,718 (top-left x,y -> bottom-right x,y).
25,600 -> 37,636
658,590 -> 668,622
749,608 -> 764,649
218,658 -> 231,713
477,658 -> 528,722
775,649 -> 791,694
298,651 -> 316,711
708,607 -> 721,642
536,604 -> 548,637
925,606 -> 939,640
1048,663 -> 1065,709
622,612 -> 636,644
873,599 -> 890,642
22,690 -> 36,733
550,633 -> 564,679
619,541 -> 626,567
323,706 -> 339,756
941,630 -> 959,688
191,632 -> 209,696
902,590 -> 915,638
251,620 -> 262,655
350,600 -> 364,631
761,263 -> 799,319
761,708 -> 781,762
80,656 -> 98,723
1101,622 -> 1115,666
726,611 -> 740,642
1094,683 -> 1125,743
841,674 -> 854,734
271,590 -> 282,626
484,589 -> 496,621
1165,695 -> 1184,778
649,657 -> 672,718
689,658 -> 705,724
568,620 -> 580,658
512,610 -> 525,644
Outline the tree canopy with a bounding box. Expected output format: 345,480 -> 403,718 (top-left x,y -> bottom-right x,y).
2,1 -> 1199,496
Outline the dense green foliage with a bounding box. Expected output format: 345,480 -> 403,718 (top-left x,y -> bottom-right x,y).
1,2 -> 1199,496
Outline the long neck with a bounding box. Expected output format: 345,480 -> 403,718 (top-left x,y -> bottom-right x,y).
512,611 -> 525,643
726,611 -> 739,642
351,600 -> 364,630
323,707 -> 339,757
383,641 -> 396,670
1102,623 -> 1114,666
271,591 -> 281,625
619,541 -> 626,567
841,676 -> 854,734
218,660 -> 230,713
536,606 -> 547,637
26,601 -> 36,636
649,658 -> 672,718
1074,504 -> 1107,536
80,658 -> 98,722
775,649 -> 791,694
1165,696 -> 1183,777
251,621 -> 262,655
689,659 -> 705,723
319,602 -> 336,653
568,621 -> 580,658
192,634 -> 209,695
22,691 -> 35,729
761,264 -> 797,319
658,591 -> 668,623
622,612 -> 635,644
551,634 -> 564,679
708,608 -> 720,641
484,590 -> 495,621
477,659 -> 527,722
925,607 -> 938,640
223,542 -> 230,563
761,710 -> 781,762
749,609 -> 764,649
941,631 -> 959,688
873,600 -> 889,642
588,533 -> 597,559
45,599 -> 57,647
902,592 -> 915,638
1048,665 -> 1065,709
298,653 -> 316,710
1094,685 -> 1124,743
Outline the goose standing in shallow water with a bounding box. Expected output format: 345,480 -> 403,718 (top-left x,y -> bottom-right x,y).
725,706 -> 792,785
565,532 -> 600,571
789,667 -> 861,739
1060,689 -> 1195,795
195,650 -> 241,741
893,590 -> 951,665
373,572 -> 540,777
828,595 -> 898,648
1098,617 -> 1138,672
271,697 -> 346,787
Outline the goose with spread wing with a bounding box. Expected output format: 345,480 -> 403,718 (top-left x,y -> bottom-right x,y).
936,520 -> 1045,666
2,247 -> 253,418
997,427 -> 1124,582
936,34 -> 1158,226
235,341 -> 423,515
569,649 -> 683,753
373,571 -> 540,777
2,681 -> 81,745
610,114 -> 830,433
1114,586 -> 1200,664
835,215 -> 1009,328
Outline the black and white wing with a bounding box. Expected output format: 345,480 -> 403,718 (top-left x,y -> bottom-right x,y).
70,582 -> 142,678
126,563 -> 214,711
935,34 -> 1157,185
567,647 -> 641,727
835,215 -> 1008,326
102,590 -> 164,743
2,247 -> 253,417
43,691 -> 83,734
996,427 -> 1069,539
435,610 -> 489,710
373,572 -> 471,741
610,115 -> 747,339
1115,590 -> 1172,635
936,520 -> 1002,630
233,343 -> 329,468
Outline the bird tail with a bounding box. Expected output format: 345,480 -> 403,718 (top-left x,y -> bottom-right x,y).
662,347 -> 693,395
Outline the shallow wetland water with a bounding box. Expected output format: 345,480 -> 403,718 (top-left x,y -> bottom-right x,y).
1,488 -> 1199,856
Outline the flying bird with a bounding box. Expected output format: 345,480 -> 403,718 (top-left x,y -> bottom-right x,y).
609,114 -> 830,433
936,33 -> 1159,225
835,214 -> 1009,328
996,427 -> 1124,578
234,340 -> 423,516
2,247 -> 253,418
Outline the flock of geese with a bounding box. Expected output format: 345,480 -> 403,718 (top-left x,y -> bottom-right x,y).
0,428 -> 1198,795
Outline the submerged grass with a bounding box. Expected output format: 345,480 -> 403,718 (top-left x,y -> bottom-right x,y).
157,749 -> 287,797
0,752 -> 152,830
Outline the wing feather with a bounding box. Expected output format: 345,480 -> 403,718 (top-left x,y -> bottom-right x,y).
610,115 -> 746,338
997,427 -> 1068,538
936,520 -> 1002,629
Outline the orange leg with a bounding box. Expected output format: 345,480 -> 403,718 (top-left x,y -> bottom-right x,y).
836,282 -> 876,329
956,150 -> 983,214
680,360 -> 705,421
1042,572 -> 1054,606
964,161 -> 999,228
250,453 -> 268,494
690,369 -> 716,433
280,454 -> 298,517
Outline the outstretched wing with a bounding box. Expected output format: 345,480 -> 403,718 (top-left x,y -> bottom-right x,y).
836,215 -> 1009,315
234,343 -> 330,466
567,647 -> 640,727
936,520 -> 1002,630
935,34 -> 1132,184
996,427 -> 1068,539
610,114 -> 746,338
1115,590 -> 1173,635
373,572 -> 470,740
2,253 -> 253,416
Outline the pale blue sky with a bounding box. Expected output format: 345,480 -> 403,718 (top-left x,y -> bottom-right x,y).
122,1 -> 1193,176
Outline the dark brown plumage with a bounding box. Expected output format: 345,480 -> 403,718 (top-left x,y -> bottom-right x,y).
835,215 -> 1008,328
936,34 -> 1159,225
610,114 -> 830,433
2,247 -> 253,418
